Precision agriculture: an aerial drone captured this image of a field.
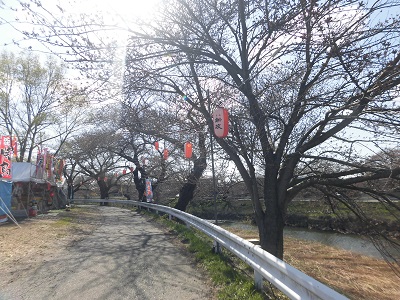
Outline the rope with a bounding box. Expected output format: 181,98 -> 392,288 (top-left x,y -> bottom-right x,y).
0,197 -> 21,228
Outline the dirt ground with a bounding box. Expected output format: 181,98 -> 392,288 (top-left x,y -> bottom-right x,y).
0,206 -> 102,283
1,206 -> 215,300
2,206 -> 399,300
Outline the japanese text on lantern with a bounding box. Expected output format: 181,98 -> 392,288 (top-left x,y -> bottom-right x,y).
212,107 -> 229,138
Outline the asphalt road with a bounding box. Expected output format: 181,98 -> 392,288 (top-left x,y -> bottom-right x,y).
1,206 -> 214,300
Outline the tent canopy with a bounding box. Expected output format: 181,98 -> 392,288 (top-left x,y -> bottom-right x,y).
11,162 -> 56,185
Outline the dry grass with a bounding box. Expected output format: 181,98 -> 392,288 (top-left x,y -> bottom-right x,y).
221,226 -> 400,300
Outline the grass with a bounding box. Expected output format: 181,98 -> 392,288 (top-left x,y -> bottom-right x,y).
188,198 -> 399,223
54,216 -> 73,227
219,222 -> 400,300
146,211 -> 267,300
61,204 -> 399,299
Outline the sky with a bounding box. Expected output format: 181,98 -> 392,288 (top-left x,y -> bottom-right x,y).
0,0 -> 160,54
0,0 -> 163,107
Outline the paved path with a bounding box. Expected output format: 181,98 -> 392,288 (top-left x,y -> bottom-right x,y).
1,207 -> 214,300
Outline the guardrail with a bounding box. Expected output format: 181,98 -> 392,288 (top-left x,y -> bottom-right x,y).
73,198 -> 348,300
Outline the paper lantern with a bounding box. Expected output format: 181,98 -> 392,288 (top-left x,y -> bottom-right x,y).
184,142 -> 193,159
154,141 -> 159,151
163,149 -> 169,160
213,107 -> 229,138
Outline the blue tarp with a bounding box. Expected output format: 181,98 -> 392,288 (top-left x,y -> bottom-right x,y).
0,180 -> 12,217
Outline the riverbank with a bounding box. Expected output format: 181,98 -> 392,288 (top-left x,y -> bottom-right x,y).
188,199 -> 400,238
286,200 -> 400,238
221,223 -> 400,300
2,205 -> 399,299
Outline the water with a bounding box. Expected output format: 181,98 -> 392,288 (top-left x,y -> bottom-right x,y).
284,227 -> 396,260
221,221 -> 399,260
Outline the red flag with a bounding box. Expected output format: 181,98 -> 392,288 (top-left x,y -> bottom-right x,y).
0,136 -> 12,179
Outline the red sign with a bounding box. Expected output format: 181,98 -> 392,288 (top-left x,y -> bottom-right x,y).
0,136 -> 12,179
213,107 -> 229,138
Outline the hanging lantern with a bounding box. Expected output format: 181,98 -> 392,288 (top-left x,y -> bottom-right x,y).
154,141 -> 159,151
213,107 -> 229,138
123,169 -> 127,175
184,142 -> 193,159
163,149 -> 169,160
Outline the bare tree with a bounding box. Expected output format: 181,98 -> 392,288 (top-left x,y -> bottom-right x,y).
0,50 -> 88,161
66,128 -> 128,202
119,96 -> 208,210
122,0 -> 400,260
11,0 -> 400,263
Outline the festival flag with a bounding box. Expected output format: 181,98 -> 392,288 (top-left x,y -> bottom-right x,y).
12,136 -> 17,157
0,136 -> 12,179
145,179 -> 153,202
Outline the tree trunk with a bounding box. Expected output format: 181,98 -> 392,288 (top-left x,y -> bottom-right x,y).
174,157 -> 206,211
258,169 -> 285,259
98,180 -> 109,206
258,203 -> 284,259
133,167 -> 146,202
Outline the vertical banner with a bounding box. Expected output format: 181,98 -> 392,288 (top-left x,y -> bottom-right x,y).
12,136 -> 18,157
55,159 -> 65,182
42,148 -> 48,175
46,153 -> 53,179
0,136 -> 12,179
145,179 -> 153,203
36,148 -> 44,178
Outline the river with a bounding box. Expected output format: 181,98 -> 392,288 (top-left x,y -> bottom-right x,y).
221,221 -> 399,260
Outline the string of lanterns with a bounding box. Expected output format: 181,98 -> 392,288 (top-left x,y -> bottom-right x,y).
153,106 -> 229,160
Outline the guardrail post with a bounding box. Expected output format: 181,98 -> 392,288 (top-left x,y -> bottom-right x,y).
254,269 -> 263,290
212,240 -> 220,254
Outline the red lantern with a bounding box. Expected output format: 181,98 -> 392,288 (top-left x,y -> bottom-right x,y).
154,141 -> 159,151
213,107 -> 229,138
184,142 -> 192,159
123,169 -> 127,175
163,149 -> 169,160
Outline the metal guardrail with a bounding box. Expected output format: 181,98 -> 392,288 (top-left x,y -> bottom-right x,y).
73,198 -> 348,300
